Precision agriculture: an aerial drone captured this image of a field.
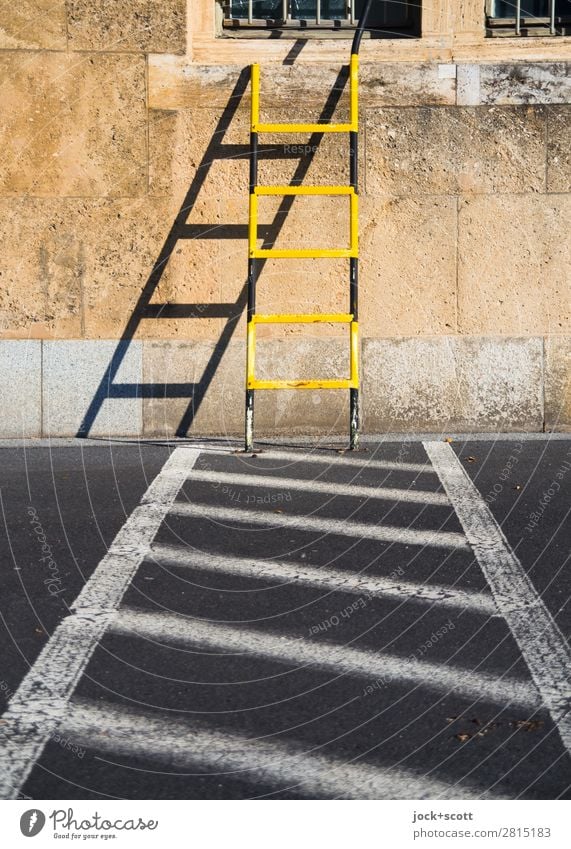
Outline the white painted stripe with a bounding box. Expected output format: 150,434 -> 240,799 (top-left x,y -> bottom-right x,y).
110,607 -> 541,711
188,469 -> 450,506
424,441 -> 571,751
151,543 -> 496,615
0,447 -> 201,800
61,698 -> 497,800
250,448 -> 437,475
169,500 -> 469,551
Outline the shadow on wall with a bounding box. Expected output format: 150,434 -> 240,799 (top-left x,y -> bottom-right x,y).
77,43 -> 350,439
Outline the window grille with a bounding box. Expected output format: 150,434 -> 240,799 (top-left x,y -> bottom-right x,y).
223,0 -> 420,35
487,0 -> 571,35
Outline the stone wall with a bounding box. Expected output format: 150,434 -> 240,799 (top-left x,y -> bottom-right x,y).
0,2 -> 569,438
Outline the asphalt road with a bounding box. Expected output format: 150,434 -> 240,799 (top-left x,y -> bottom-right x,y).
0,437 -> 569,800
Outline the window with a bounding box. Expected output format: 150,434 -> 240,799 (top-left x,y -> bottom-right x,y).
486,0 -> 571,35
223,0 -> 421,36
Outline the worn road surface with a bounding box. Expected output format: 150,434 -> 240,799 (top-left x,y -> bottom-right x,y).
0,436 -> 569,800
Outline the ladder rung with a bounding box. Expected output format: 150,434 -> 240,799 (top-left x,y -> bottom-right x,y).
255,185 -> 354,196
250,248 -> 356,259
253,123 -> 355,134
248,379 -> 357,391
246,322 -> 359,389
252,313 -> 353,324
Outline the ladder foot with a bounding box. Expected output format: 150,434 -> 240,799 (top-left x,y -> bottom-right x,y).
245,389 -> 254,453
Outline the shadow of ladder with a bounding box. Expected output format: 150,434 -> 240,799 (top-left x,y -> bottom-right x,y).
77,65 -> 350,439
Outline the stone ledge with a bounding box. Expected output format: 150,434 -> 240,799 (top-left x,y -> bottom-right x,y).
545,336 -> 571,433
0,335 -> 564,437
148,57 -> 571,111
0,341 -> 41,437
148,57 -> 458,110
363,336 -> 544,433
42,340 -> 143,437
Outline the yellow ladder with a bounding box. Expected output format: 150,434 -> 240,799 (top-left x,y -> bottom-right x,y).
245,52 -> 361,452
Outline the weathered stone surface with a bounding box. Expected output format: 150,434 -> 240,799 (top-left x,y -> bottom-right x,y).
0,0 -> 66,49
0,197 -> 226,341
544,336 -> 571,432
479,63 -> 571,105
456,65 -> 481,106
0,52 -> 146,197
0,199 -> 83,338
0,341 -> 41,437
67,0 -> 186,53
453,1 -> 485,36
360,196 -> 457,337
359,63 -> 457,106
456,63 -> 571,106
80,196 -> 225,340
249,257 -> 349,339
148,57 -> 457,112
149,59 -> 571,113
143,338 -> 349,437
366,106 -> 546,195
193,22 -> 569,66
256,195 -> 350,252
458,195 -> 571,335
547,106 -> 571,193
363,337 -> 544,432
43,340 -> 142,436
149,107 -> 248,201
144,335 -> 545,436
149,107 -> 363,202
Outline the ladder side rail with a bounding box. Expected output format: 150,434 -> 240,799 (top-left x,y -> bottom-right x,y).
347,0 -> 374,449
245,63 -> 260,452
349,53 -> 360,449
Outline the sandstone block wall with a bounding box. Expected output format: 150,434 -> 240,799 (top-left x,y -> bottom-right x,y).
0,2 -> 569,437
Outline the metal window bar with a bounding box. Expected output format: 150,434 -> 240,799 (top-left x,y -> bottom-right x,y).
516,0 -> 521,34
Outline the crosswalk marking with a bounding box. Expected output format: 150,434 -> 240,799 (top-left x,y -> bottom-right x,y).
0,447 -> 200,800
425,441 -> 571,754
